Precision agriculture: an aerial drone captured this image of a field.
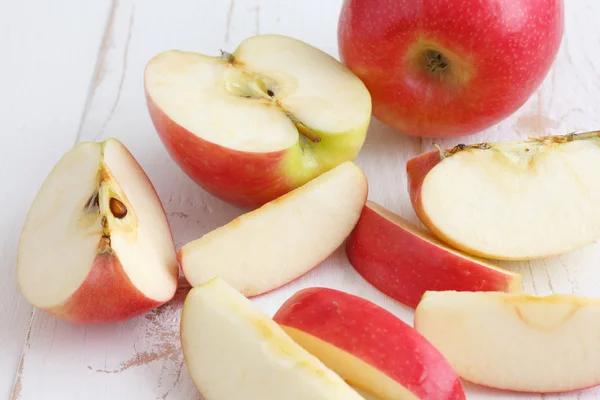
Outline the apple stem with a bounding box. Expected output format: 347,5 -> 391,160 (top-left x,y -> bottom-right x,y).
219,50 -> 235,63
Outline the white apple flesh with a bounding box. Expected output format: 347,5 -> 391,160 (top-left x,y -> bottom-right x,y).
145,34 -> 372,208
414,291 -> 600,393
180,277 -> 365,400
408,131 -> 600,260
17,138 -> 178,324
178,161 -> 368,296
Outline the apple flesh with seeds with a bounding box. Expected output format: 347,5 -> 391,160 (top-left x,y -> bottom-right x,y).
180,277 -> 365,400
274,287 -> 465,400
345,201 -> 522,308
144,34 -> 371,208
407,131 -> 600,260
415,291 -> 600,393
178,161 -> 367,296
338,0 -> 564,137
17,138 -> 178,324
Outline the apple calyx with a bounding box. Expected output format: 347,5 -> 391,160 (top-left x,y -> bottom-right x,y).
424,49 -> 450,75
220,49 -> 322,144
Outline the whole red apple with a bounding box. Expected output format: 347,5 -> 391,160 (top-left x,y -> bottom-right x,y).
338,0 -> 564,137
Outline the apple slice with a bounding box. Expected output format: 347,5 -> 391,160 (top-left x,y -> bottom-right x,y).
346,201 -> 522,308
17,138 -> 178,324
414,291 -> 600,393
407,131 -> 600,260
274,287 -> 466,400
178,161 -> 367,296
180,277 -> 365,400
145,34 -> 372,208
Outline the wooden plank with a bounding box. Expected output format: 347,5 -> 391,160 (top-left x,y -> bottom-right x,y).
12,0 -> 600,399
0,0 -> 111,397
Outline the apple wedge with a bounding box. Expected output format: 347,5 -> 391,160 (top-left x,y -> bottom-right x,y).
346,201 -> 522,308
145,34 -> 372,208
180,277 -> 365,400
178,161 -> 367,296
407,131 -> 600,260
414,291 -> 600,393
274,287 -> 466,400
17,138 -> 178,324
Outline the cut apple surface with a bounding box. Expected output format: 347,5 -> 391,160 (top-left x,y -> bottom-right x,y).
180,277 -> 365,400
17,138 -> 178,324
346,201 -> 522,308
274,287 -> 466,400
145,34 -> 372,208
414,291 -> 600,393
179,161 -> 367,296
407,131 -> 600,260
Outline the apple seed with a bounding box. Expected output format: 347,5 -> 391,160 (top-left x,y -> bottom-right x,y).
109,198 -> 128,219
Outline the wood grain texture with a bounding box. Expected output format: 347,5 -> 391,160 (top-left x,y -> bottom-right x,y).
9,0 -> 600,399
0,0 -> 111,397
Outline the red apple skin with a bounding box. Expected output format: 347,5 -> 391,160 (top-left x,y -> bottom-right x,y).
338,0 -> 564,137
406,151 -> 446,239
274,287 -> 466,400
346,201 -> 522,309
406,151 -> 487,257
48,248 -> 176,324
145,91 -> 294,209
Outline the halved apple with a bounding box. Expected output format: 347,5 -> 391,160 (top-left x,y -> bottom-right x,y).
17,139 -> 178,324
273,287 -> 466,400
180,277 -> 365,400
346,201 -> 522,308
178,161 -> 367,296
145,34 -> 372,208
414,291 -> 600,393
407,131 -> 600,260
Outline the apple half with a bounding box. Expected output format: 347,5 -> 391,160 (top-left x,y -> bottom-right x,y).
145,34 -> 372,208
407,131 -> 600,260
17,139 -> 178,324
414,291 -> 600,393
178,161 -> 367,296
274,287 -> 466,400
346,201 -> 522,308
180,277 -> 365,400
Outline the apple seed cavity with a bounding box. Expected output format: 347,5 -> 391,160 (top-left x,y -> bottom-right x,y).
84,192 -> 100,214
222,52 -> 322,144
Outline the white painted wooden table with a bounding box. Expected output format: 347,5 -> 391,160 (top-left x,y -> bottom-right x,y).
2,0 -> 600,399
